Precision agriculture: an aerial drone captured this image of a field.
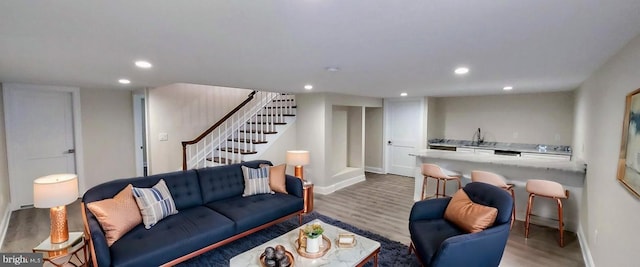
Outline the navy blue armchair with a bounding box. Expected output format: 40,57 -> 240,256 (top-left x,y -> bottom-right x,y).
409,182 -> 513,267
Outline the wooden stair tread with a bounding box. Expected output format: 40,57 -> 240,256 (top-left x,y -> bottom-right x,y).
217,147 -> 258,154
227,138 -> 268,144
265,106 -> 297,109
256,114 -> 295,117
238,130 -> 278,134
247,121 -> 287,125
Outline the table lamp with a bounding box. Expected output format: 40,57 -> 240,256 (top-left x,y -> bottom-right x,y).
34,173 -> 79,244
286,150 -> 310,181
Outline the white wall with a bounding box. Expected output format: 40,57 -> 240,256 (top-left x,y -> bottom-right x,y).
257,120 -> 298,176
426,97 -> 444,140
331,106 -> 348,174
348,106 -> 363,168
434,91 -> 575,145
0,86 -> 11,236
365,107 -> 383,171
80,88 -> 137,189
296,92 -> 382,191
573,34 -> 640,267
147,83 -> 252,174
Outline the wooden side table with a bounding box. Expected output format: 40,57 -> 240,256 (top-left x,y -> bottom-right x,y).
303,182 -> 314,214
33,232 -> 88,267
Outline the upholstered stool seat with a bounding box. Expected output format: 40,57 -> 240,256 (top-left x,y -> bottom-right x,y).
525,179 -> 569,247
421,164 -> 462,200
471,171 -> 516,229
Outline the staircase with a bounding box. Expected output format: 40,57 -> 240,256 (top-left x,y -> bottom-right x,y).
182,91 -> 296,170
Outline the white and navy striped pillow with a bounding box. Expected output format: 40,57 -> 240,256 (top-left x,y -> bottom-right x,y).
132,179 -> 178,229
242,166 -> 275,197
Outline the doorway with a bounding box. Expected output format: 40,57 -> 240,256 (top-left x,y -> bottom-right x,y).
133,93 -> 147,177
384,98 -> 424,177
3,84 -> 84,209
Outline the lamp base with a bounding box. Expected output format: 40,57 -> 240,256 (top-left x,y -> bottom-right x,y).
50,206 -> 69,244
294,165 -> 304,181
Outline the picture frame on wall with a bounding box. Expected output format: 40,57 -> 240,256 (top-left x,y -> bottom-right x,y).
617,88 -> 640,198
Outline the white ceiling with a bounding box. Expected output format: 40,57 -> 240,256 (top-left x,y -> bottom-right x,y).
1,1 -> 640,98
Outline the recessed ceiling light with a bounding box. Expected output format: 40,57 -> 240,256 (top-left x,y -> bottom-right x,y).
135,60 -> 152,69
454,67 -> 469,75
304,84 -> 313,90
503,86 -> 513,90
325,67 -> 340,72
118,79 -> 131,84
400,92 -> 408,97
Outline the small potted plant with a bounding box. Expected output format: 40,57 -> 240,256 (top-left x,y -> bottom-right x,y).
303,222 -> 324,253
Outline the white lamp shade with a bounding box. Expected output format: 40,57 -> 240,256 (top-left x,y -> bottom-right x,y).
33,174 -> 78,208
286,150 -> 310,166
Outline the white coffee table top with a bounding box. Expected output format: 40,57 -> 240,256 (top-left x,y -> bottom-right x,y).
230,219 -> 381,267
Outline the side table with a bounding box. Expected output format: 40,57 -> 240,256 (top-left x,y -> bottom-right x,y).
33,232 -> 88,267
303,182 -> 314,214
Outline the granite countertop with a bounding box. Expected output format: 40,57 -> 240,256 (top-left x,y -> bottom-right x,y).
428,139 -> 572,156
410,149 -> 586,173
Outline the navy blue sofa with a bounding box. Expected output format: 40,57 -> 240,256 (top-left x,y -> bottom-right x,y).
408,182 -> 513,267
81,160 -> 304,267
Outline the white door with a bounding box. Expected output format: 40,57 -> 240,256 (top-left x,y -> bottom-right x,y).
385,98 -> 424,177
4,85 -> 77,208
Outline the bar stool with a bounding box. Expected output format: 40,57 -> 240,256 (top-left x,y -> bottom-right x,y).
421,164 -> 462,200
525,179 -> 570,247
471,171 -> 516,229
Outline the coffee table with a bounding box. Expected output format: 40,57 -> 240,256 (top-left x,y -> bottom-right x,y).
230,219 -> 381,267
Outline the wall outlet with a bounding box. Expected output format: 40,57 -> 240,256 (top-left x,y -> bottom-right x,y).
159,132 -> 169,141
555,134 -> 561,141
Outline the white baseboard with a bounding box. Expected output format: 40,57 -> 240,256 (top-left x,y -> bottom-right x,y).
578,224 -> 595,267
315,175 -> 366,195
364,166 -> 384,174
0,204 -> 12,250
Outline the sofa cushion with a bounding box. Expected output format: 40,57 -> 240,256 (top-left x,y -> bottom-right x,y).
409,219 -> 465,266
197,160 -> 274,203
86,184 -> 142,246
109,206 -> 235,267
132,179 -> 179,229
206,193 -> 304,233
444,189 -> 498,233
241,165 -> 274,196
82,169 -> 203,211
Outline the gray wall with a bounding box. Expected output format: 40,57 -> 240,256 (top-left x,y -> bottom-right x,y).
147,83 -> 251,174
432,91 -> 575,145
364,107 -> 383,170
0,87 -> 10,230
573,33 -> 640,266
80,88 -> 137,189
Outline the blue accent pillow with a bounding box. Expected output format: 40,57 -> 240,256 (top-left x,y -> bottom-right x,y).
132,179 -> 178,229
242,166 -> 274,197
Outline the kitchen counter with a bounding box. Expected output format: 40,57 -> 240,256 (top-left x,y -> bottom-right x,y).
428,139 -> 572,156
410,149 -> 585,173
411,149 -> 586,231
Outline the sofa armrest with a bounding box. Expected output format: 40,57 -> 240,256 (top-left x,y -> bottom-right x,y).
285,175 -> 303,198
409,198 -> 451,222
430,223 -> 511,267
82,203 -> 112,267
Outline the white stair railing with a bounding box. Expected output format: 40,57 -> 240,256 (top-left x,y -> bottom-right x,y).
182,91 -> 295,170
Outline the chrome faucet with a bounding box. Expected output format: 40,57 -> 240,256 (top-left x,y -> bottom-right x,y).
473,128 -> 484,145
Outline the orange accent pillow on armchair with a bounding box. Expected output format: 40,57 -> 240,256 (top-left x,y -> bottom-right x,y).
444,189 -> 498,233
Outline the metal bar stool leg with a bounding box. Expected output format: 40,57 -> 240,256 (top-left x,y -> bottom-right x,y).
509,188 -> 516,229
421,176 -> 428,200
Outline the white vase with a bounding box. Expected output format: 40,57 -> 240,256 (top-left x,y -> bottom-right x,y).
306,236 -> 321,253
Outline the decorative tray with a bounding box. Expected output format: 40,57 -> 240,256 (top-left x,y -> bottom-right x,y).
336,233 -> 357,248
259,245 -> 294,267
295,235 -> 332,259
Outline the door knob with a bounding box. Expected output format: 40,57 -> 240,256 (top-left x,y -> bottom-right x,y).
388,141 -> 392,145
66,149 -> 75,154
